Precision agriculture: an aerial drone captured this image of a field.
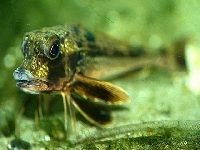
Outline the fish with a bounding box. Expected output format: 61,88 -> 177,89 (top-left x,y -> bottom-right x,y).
13,24 -> 157,130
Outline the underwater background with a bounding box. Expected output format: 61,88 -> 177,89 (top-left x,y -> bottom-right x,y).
0,0 -> 200,149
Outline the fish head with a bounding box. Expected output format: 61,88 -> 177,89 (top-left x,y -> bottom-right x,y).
13,27 -> 80,94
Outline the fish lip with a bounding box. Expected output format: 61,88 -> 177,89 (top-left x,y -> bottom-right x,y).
13,67 -> 49,93
16,80 -> 40,87
13,67 -> 39,87
13,67 -> 63,93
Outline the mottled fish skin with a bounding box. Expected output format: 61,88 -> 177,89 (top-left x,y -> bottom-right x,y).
13,24 -> 145,94
14,25 -> 78,93
13,24 -> 146,126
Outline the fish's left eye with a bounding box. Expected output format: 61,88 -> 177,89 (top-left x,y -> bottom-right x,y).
48,40 -> 60,60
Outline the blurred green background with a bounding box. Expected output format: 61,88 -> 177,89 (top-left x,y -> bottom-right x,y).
0,0 -> 200,149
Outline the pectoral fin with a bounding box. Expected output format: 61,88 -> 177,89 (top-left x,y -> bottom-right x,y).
72,73 -> 129,104
71,92 -> 112,126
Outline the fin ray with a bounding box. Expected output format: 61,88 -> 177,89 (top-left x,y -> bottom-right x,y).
71,92 -> 112,126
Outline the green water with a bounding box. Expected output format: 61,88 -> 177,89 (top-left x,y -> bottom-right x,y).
0,1 -> 200,149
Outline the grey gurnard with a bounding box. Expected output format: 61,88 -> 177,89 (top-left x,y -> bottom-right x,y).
13,24 -> 157,129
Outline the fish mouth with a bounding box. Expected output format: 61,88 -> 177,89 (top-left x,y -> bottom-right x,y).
13,67 -> 50,94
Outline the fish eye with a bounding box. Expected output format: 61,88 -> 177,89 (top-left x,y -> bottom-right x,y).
48,40 -> 60,60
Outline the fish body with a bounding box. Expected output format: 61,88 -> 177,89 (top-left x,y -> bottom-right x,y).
13,24 -> 150,126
